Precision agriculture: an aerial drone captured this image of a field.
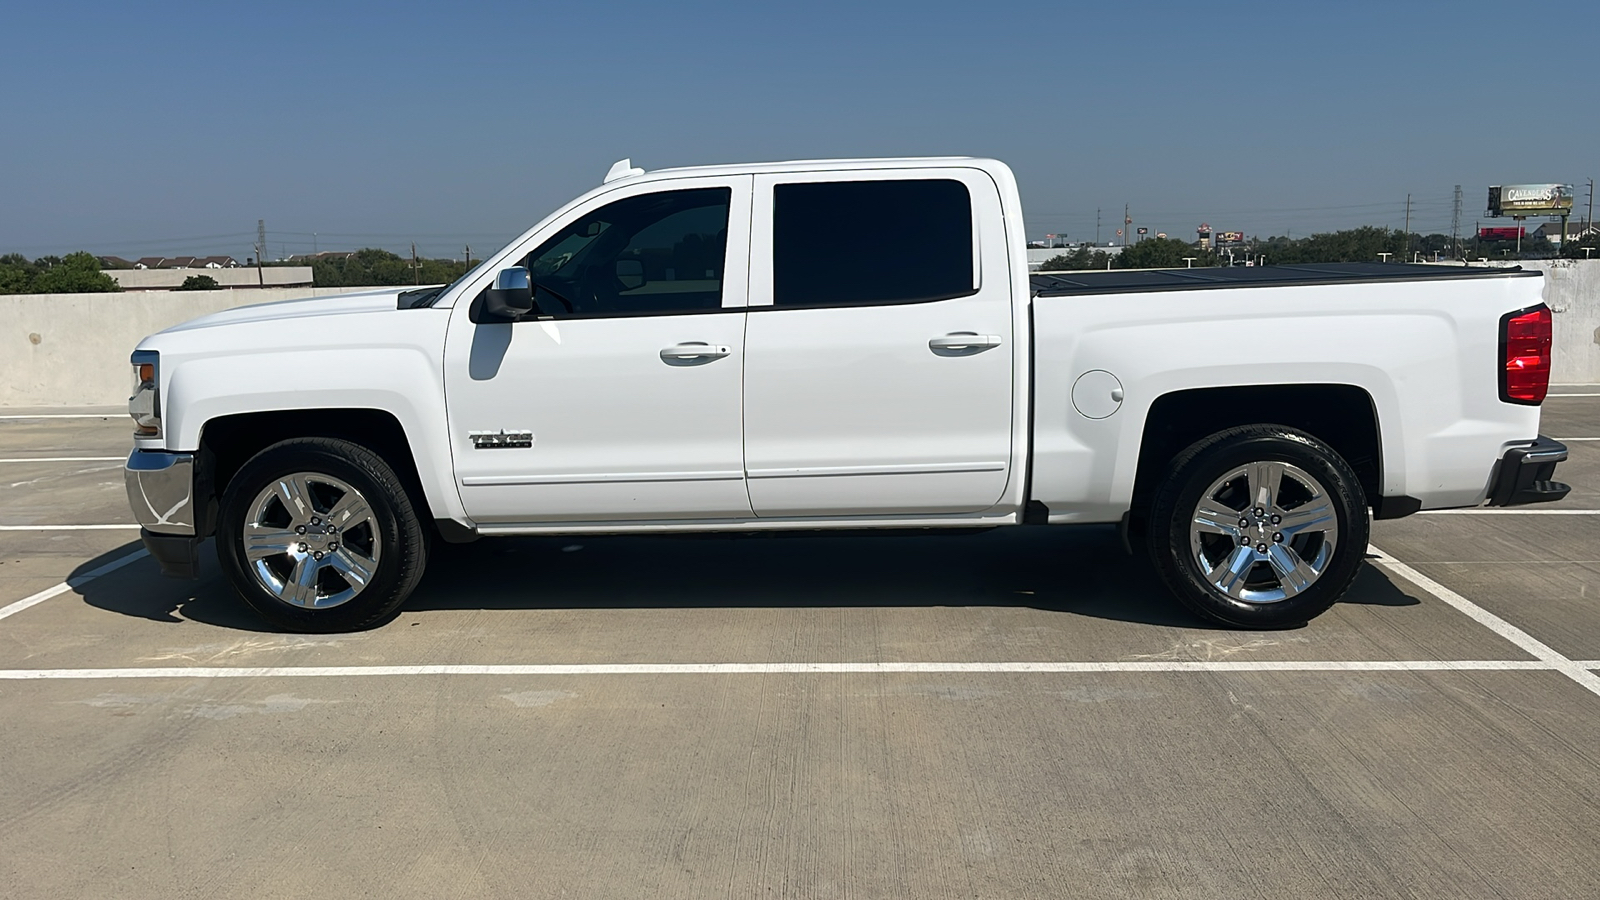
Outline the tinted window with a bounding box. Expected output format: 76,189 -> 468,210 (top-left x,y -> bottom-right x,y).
773,179 -> 973,308
519,187 -> 730,317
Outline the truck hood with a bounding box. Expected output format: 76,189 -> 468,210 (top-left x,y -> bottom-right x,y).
158,288 -> 416,334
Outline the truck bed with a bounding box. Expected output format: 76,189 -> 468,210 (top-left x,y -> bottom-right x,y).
1030,262 -> 1539,297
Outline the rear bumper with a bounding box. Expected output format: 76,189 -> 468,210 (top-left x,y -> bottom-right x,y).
1486,436 -> 1571,507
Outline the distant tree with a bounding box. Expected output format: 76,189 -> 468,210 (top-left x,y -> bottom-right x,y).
176,274 -> 220,291
310,247 -> 472,287
1560,230 -> 1600,259
1114,237 -> 1214,269
29,251 -> 120,293
1039,246 -> 1114,271
1255,226 -> 1404,264
0,253 -> 34,294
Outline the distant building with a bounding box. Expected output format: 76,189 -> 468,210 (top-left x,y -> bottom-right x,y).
128,255 -> 238,269
1027,245 -> 1124,272
104,266 -> 314,291
1531,221 -> 1597,246
286,251 -> 357,263
97,255 -> 134,269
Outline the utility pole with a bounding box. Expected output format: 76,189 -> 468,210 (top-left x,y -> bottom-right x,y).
1587,178 -> 1595,230
1451,185 -> 1463,259
1095,209 -> 1101,245
411,242 -> 420,284
1124,204 -> 1131,246
313,232 -> 318,255
464,245 -> 471,266
1402,194 -> 1411,263
256,219 -> 266,286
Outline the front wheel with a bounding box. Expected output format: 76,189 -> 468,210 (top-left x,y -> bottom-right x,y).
1147,425 -> 1369,628
217,438 -> 427,632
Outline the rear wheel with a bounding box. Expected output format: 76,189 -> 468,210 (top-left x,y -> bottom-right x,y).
217,438 -> 426,632
1147,425 -> 1369,628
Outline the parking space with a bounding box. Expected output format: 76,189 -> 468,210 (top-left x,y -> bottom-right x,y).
2,397 -> 1599,899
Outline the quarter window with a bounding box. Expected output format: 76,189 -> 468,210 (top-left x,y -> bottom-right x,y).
519,187 -> 731,317
772,179 -> 974,308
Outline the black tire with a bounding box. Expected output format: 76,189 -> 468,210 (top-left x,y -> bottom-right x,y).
217,438 -> 426,632
1146,425 -> 1369,628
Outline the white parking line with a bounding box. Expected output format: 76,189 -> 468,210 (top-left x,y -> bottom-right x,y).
0,414 -> 121,419
0,525 -> 141,531
0,457 -> 124,463
0,660 -> 1564,680
0,550 -> 148,623
1547,393 -> 1600,398
1418,509 -> 1600,515
1368,545 -> 1600,698
1556,437 -> 1600,441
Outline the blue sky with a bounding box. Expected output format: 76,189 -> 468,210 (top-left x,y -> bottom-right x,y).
2,0 -> 1595,260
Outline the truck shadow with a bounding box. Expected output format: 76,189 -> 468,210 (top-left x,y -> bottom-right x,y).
70,526 -> 1416,632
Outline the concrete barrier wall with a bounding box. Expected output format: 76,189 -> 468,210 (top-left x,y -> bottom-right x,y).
1523,260 -> 1600,384
1,287 -> 380,408
3,262 -> 1598,408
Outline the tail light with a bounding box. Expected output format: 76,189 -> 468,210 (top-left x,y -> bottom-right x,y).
1500,305 -> 1552,405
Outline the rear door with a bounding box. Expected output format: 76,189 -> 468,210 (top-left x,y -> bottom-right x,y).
742,169 -> 1015,517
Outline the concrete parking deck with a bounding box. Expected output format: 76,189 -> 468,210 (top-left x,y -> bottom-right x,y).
2,394 -> 1598,899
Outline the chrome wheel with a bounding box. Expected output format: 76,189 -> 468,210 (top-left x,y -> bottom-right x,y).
242,472 -> 381,609
1189,461 -> 1338,604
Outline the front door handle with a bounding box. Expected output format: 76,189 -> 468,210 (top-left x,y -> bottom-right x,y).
929,332 -> 1002,352
660,341 -> 731,361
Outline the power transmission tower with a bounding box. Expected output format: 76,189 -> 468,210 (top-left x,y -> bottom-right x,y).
256,219 -> 266,286
1451,185 -> 1463,259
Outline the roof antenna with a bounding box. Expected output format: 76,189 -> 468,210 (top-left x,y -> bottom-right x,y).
604,158 -> 644,183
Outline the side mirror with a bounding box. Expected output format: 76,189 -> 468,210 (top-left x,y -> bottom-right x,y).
615,259 -> 645,291
483,267 -> 534,320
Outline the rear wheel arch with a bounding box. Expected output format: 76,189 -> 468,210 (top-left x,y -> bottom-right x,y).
1127,384 -> 1382,529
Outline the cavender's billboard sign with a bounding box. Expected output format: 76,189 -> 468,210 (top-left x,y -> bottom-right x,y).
1488,184 -> 1574,217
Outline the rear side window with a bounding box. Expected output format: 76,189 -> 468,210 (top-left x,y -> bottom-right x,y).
772,179 -> 974,308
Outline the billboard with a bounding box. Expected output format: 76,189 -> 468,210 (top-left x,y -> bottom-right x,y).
1488,184 -> 1573,217
1218,231 -> 1245,243
1479,226 -> 1525,241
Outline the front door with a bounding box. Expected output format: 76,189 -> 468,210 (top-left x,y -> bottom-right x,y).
742,170 -> 1017,517
443,176 -> 753,523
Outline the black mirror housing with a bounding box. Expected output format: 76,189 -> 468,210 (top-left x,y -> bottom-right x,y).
483,266 -> 535,320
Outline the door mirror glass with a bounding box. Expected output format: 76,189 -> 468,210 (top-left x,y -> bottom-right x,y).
615,259 -> 646,291
483,266 -> 535,320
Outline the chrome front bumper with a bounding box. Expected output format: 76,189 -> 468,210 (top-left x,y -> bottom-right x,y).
124,450 -> 196,536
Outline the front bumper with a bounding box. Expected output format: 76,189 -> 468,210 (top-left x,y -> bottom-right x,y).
125,450 -> 202,579
124,450 -> 195,535
1486,436 -> 1571,507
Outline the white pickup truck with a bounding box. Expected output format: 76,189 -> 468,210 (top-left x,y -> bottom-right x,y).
125,156 -> 1570,632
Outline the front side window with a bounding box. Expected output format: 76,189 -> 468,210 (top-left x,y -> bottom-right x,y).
772,179 -> 974,308
519,187 -> 731,317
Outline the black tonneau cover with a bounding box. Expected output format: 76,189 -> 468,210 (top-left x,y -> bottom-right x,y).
1030,262 -> 1538,297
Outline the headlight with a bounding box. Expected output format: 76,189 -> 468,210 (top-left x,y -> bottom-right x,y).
129,350 -> 160,438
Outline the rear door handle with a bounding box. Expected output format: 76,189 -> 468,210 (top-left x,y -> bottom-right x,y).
660,341 -> 731,361
929,333 -> 1002,352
